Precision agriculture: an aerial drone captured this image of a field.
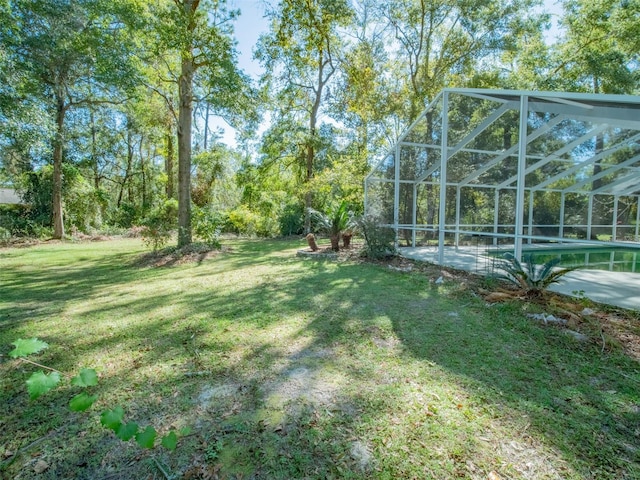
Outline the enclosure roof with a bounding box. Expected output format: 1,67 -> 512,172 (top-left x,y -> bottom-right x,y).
426,88 -> 640,131
438,87 -> 640,108
369,88 -> 640,196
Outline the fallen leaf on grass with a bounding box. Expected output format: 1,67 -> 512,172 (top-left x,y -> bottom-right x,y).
488,471 -> 502,480
33,459 -> 49,473
485,292 -> 516,302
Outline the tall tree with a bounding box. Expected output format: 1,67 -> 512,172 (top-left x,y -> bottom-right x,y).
148,0 -> 255,247
380,0 -> 542,123
549,0 -> 638,94
334,0 -> 391,159
1,0 -> 142,238
257,0 -> 354,231
548,0 -> 639,237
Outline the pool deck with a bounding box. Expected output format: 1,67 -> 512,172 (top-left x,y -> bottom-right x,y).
399,246 -> 640,311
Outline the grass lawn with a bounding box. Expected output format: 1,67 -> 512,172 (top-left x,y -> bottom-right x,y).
1,237 -> 639,479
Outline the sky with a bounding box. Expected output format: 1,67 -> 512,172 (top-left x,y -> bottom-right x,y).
212,0 -> 566,147
206,0 -> 268,146
230,0 -> 269,77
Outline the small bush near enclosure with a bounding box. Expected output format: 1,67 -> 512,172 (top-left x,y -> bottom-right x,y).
278,202 -> 304,236
358,214 -> 396,258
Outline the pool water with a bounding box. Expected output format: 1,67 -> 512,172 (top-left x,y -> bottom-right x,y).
491,246 -> 640,273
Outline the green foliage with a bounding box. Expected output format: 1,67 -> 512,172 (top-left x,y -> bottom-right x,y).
495,253 -> 581,293
101,406 -> 125,431
549,0 -> 639,93
9,338 -> 49,358
141,199 -> 178,251
111,202 -> 142,229
308,201 -> 355,251
8,165 -> 104,236
10,338 -> 183,452
26,371 -> 61,400
191,149 -> 227,208
192,206 -> 223,248
161,431 -> 178,451
358,214 -> 396,259
0,226 -> 10,243
101,410 -> 160,448
0,204 -> 31,238
308,201 -> 353,237
71,368 -> 99,387
135,426 -> 157,449
278,202 -> 304,236
116,422 -> 139,442
0,204 -> 53,238
69,392 -> 98,412
225,205 -> 274,237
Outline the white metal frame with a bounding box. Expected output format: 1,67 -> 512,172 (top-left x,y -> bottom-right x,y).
365,88 -> 640,264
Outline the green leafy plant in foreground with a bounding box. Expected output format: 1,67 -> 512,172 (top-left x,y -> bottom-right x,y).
495,252 -> 580,294
9,338 -> 183,450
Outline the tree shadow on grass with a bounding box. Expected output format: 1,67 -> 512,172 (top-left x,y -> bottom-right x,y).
2,240 -> 639,479
386,289 -> 640,479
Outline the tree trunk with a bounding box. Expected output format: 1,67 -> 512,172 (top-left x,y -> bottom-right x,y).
166,126 -> 175,199
306,233 -> 318,251
304,144 -> 314,233
52,92 -> 66,239
140,138 -> 147,209
127,130 -> 135,204
330,234 -> 340,251
177,54 -> 194,247
90,109 -> 100,189
342,232 -> 352,248
303,50 -> 330,233
203,102 -> 210,151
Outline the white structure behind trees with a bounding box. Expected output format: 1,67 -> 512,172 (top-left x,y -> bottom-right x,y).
0,188 -> 22,205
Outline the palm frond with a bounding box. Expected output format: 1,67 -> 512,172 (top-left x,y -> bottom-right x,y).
495,252 -> 580,293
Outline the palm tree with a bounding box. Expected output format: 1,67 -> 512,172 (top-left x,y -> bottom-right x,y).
307,201 -> 352,251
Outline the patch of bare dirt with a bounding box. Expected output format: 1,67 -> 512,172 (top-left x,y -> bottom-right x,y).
297,242 -> 366,261
132,243 -> 229,268
0,234 -> 116,249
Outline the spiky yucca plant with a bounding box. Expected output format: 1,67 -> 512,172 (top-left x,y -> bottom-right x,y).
496,252 -> 580,295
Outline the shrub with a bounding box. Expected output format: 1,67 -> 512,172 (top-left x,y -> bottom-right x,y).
140,199 -> 178,251
111,202 -> 141,229
0,204 -> 30,236
308,201 -> 355,251
226,206 -> 260,236
278,202 -> 304,236
192,206 -> 224,248
0,226 -> 10,244
357,214 -> 396,259
495,252 -> 580,295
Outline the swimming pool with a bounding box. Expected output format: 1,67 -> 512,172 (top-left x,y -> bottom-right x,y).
489,245 -> 640,273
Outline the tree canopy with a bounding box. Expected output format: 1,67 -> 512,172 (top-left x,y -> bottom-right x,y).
0,0 -> 636,244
